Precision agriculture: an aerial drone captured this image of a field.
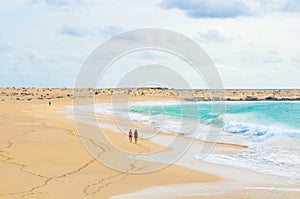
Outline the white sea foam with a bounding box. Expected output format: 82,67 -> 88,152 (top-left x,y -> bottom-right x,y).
222,120 -> 300,148
68,101 -> 300,184
202,146 -> 300,184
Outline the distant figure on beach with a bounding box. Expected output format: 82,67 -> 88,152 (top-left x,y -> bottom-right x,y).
128,129 -> 132,143
134,129 -> 138,144
49,101 -> 51,106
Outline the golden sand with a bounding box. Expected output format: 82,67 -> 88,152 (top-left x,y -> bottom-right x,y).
0,98 -> 219,198
0,88 -> 299,198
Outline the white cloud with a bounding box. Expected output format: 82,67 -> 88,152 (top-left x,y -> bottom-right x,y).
198,29 -> 231,43
160,0 -> 250,18
0,0 -> 299,88
291,56 -> 300,63
59,24 -> 89,36
27,0 -> 85,7
160,0 -> 300,19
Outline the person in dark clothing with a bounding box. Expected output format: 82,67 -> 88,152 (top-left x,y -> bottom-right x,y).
128,129 -> 132,143
134,129 -> 138,144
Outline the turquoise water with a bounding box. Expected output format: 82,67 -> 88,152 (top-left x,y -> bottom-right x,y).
130,101 -> 300,128
225,102 -> 300,129
129,101 -> 300,182
130,103 -> 217,120
130,101 -> 300,140
68,101 -> 300,183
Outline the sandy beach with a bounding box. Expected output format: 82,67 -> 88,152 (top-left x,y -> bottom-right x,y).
1,88 -> 300,198
2,0 -> 300,198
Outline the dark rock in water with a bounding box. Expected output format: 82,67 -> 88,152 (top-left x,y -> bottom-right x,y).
184,98 -> 198,102
246,96 -> 258,101
280,98 -> 291,101
265,96 -> 276,100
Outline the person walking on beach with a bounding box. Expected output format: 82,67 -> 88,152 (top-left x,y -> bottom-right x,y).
49,101 -> 51,106
128,129 -> 132,143
134,129 -> 138,144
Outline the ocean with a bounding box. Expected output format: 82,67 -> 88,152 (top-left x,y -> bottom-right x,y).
72,100 -> 300,183
127,101 -> 300,183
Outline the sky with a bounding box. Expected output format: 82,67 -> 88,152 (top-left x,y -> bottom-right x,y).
0,0 -> 299,89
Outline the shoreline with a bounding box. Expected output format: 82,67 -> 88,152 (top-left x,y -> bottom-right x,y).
1,90 -> 300,198
66,100 -> 300,198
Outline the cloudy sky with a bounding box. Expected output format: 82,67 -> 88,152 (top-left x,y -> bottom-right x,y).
0,0 -> 299,89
